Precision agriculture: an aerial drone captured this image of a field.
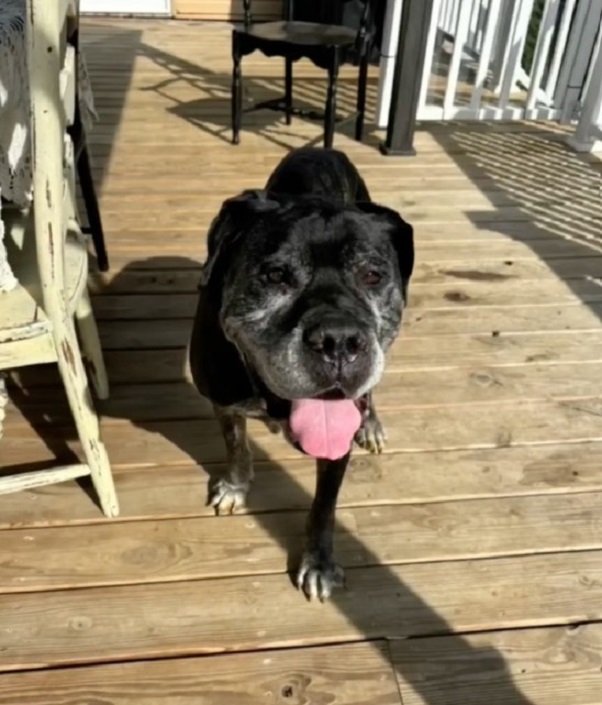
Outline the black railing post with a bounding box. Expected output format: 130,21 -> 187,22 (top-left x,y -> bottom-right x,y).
380,0 -> 435,156
243,0 -> 252,26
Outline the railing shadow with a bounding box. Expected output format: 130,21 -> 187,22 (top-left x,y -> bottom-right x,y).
427,123 -> 602,323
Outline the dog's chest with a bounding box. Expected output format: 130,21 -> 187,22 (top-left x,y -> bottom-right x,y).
224,396 -> 283,420
223,396 -> 268,417
222,397 -> 290,437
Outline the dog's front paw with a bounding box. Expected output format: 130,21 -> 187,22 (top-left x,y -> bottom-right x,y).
355,415 -> 387,454
208,478 -> 249,515
296,552 -> 345,602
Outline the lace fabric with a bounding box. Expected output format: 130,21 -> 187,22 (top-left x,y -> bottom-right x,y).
0,0 -> 97,291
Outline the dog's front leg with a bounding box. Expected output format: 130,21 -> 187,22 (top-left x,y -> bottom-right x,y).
209,405 -> 253,514
296,452 -> 350,601
355,390 -> 387,453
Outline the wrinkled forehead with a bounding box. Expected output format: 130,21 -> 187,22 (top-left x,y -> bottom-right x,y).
247,208 -> 390,264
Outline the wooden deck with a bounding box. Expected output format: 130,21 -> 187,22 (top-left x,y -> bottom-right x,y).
2,17 -> 602,704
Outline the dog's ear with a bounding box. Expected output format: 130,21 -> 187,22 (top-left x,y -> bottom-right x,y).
199,189 -> 280,294
356,201 -> 414,282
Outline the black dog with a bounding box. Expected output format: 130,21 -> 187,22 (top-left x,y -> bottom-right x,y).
190,147 -> 414,600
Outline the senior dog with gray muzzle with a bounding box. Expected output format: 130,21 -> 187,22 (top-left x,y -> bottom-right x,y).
189,147 -> 414,601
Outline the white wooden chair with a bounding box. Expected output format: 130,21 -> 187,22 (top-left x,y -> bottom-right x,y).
0,0 -> 119,517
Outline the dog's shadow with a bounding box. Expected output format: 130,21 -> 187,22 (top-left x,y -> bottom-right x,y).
10,254 -> 535,704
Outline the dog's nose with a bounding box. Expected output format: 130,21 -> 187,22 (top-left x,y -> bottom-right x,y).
304,320 -> 366,365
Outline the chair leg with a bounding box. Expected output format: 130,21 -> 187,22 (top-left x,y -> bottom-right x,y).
75,287 -> 109,401
324,51 -> 340,149
78,143 -> 109,272
355,42 -> 370,142
53,318 -> 119,517
0,374 -> 7,442
232,34 -> 243,145
285,58 -> 293,125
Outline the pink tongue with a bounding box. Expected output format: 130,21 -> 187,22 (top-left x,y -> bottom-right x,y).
289,398 -> 362,460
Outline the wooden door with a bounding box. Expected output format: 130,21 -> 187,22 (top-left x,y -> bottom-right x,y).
173,0 -> 282,21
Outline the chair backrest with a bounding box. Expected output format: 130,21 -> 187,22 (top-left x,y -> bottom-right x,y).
26,0 -> 79,309
286,1 -> 344,25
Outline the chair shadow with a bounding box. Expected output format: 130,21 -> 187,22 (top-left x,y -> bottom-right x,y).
7,252 -> 535,704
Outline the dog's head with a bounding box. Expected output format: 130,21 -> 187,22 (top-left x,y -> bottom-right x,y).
200,189 -> 413,403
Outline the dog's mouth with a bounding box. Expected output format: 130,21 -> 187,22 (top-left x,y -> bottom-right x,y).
316,387 -> 347,401
288,388 -> 367,461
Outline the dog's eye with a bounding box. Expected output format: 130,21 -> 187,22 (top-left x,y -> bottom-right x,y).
362,270 -> 382,286
264,267 -> 287,285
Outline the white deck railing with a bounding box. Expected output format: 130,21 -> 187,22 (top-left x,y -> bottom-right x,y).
377,0 -> 602,152
566,21 -> 602,151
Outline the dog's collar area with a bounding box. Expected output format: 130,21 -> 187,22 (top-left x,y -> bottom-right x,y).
243,363 -> 291,420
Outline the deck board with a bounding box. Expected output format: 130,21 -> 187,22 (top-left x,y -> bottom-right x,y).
4,440 -> 602,525
3,492 -> 602,594
1,16 -> 601,703
1,551 -> 602,671
87,303 -> 602,349
4,401 -> 602,469
391,624 -> 602,705
7,362 -> 602,425
3,442 -> 602,530
0,641 -> 401,705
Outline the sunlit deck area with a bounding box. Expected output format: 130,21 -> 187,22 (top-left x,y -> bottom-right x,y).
1,17 -> 602,704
